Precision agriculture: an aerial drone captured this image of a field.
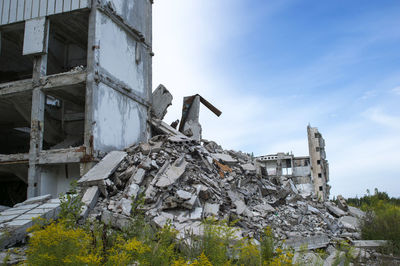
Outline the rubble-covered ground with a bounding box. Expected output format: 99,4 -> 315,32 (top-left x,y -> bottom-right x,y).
1,132 -> 399,264
87,134 -> 360,241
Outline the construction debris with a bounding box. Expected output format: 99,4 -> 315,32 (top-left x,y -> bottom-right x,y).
0,196 -> 61,249
77,125 -> 367,249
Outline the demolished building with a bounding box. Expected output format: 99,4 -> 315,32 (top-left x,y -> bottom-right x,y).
0,0 -> 152,205
0,2 -> 392,264
256,125 -> 330,201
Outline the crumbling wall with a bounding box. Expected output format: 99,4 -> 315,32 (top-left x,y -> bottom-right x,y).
307,125 -> 330,200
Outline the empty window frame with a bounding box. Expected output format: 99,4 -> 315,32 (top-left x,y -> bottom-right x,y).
0,23 -> 33,83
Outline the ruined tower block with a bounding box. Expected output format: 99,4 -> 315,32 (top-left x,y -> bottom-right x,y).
307,125 -> 330,201
0,0 -> 153,204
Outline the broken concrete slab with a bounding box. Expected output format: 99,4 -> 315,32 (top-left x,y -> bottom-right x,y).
339,216 -> 359,231
284,235 -> 330,251
325,202 -> 346,217
348,206 -> 366,219
234,200 -> 247,215
336,195 -> 348,211
78,151 -> 127,187
81,186 -> 100,210
0,198 -> 62,249
101,210 -> 131,230
0,206 -> 9,212
131,168 -> 146,185
152,84 -> 173,120
151,118 -> 188,138
14,194 -> 51,207
125,183 -> 140,199
323,251 -> 345,266
183,194 -> 198,210
153,212 -> 174,228
253,203 -> 275,213
0,215 -> 19,223
211,153 -> 237,165
352,240 -> 387,248
118,198 -> 132,216
155,156 -> 188,188
176,190 -> 193,201
203,203 -> 219,217
240,163 -> 256,172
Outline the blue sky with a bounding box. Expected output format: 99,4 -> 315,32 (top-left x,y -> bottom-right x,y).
153,1 -> 400,198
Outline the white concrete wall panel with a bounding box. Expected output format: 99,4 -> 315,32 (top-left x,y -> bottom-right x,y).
0,0 -> 90,25
24,0 -> 33,20
23,17 -> 48,55
47,0 -> 55,15
93,83 -> 147,152
39,0 -> 48,17
111,0 -> 152,44
17,0 -> 25,21
40,164 -> 80,198
0,1 -> 3,25
9,0 -> 17,23
1,0 -> 10,24
31,0 -> 40,18
63,0 -> 72,12
71,0 -> 80,10
97,12 -> 145,95
54,0 -> 63,13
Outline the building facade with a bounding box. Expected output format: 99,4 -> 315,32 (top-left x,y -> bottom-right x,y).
256,125 -> 330,200
307,125 -> 330,201
0,0 -> 153,205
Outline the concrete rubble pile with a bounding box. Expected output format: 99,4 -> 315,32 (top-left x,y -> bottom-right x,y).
78,128 -> 366,250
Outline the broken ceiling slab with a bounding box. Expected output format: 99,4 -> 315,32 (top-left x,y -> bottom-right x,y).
78,151 -> 127,187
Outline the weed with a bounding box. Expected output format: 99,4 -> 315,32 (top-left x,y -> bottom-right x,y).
58,181 -> 83,227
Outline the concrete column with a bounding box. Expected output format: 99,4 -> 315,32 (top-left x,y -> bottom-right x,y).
27,18 -> 49,198
80,4 -> 98,176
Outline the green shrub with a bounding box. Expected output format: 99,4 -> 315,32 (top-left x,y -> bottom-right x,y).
360,204 -> 400,255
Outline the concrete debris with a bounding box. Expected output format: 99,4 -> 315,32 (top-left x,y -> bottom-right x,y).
339,215 -> 359,231
0,198 -> 60,249
348,206 -> 366,219
352,240 -> 388,248
74,129 -> 368,247
152,84 -> 173,120
78,151 -> 127,190
203,203 -> 220,217
325,202 -> 346,217
284,235 -> 330,251
211,153 -> 237,165
336,195 -> 348,211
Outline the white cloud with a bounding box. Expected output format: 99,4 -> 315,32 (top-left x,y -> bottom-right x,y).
153,1 -> 400,198
392,86 -> 400,95
363,107 -> 400,130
